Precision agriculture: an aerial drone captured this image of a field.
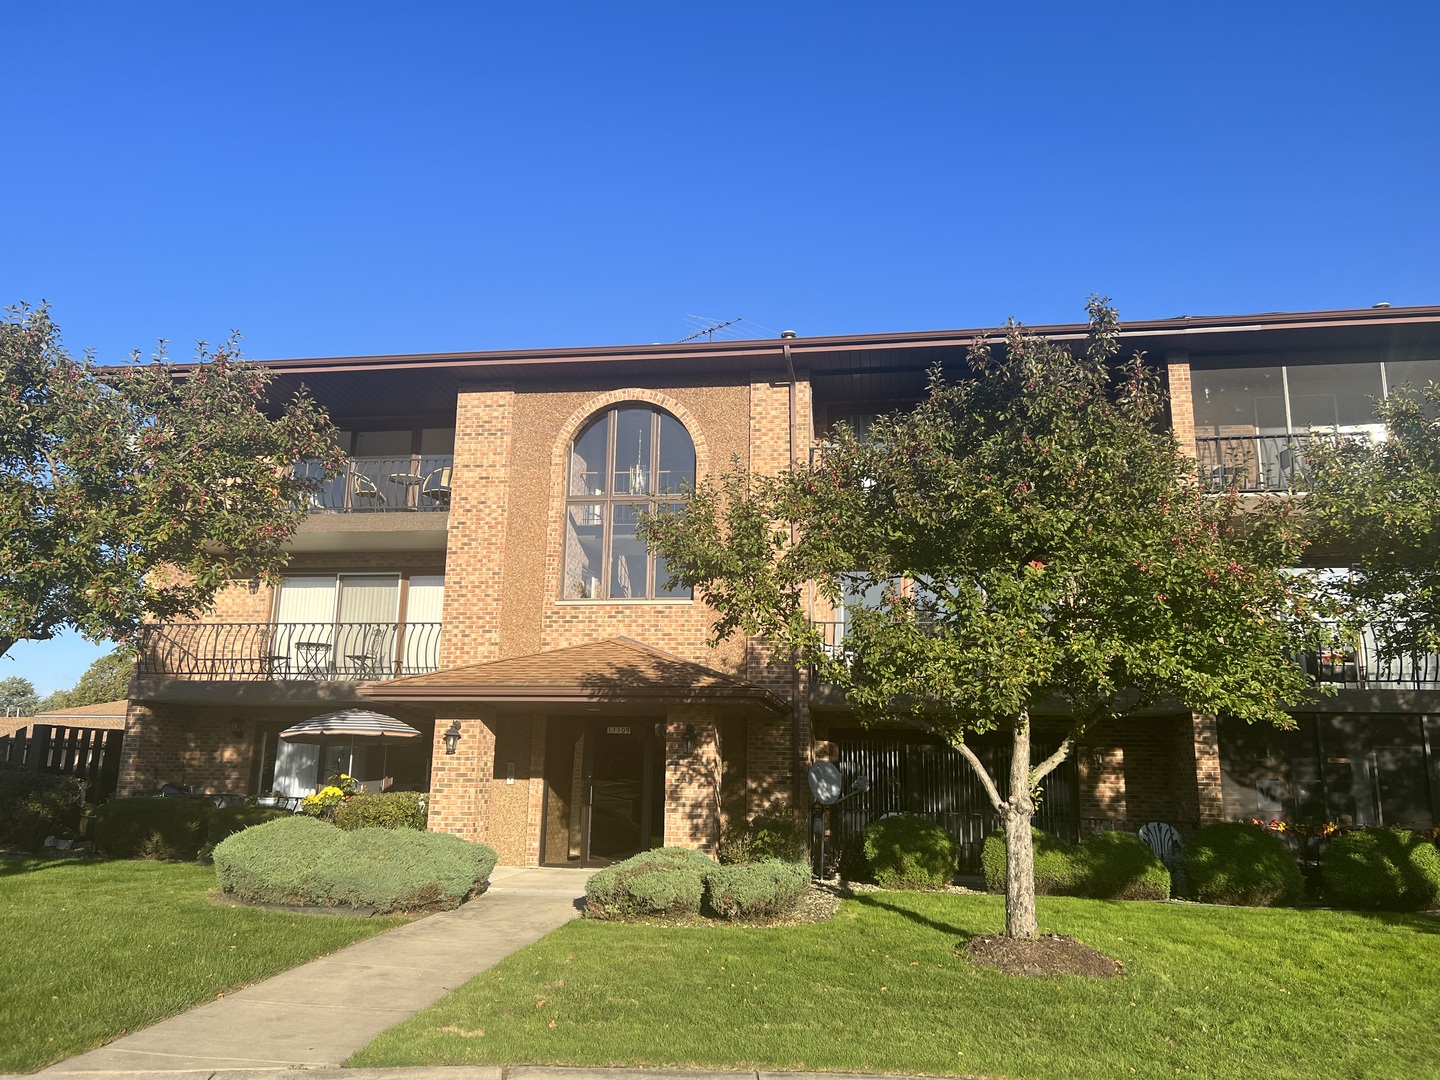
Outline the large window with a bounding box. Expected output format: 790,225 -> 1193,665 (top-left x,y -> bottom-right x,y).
272,573 -> 444,676
564,404 -> 695,600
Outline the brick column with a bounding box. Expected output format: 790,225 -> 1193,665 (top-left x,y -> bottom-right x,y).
439,386 -> 515,668
1166,351 -> 1196,459
523,717 -> 548,867
1191,713 -> 1225,824
427,711 -> 496,844
664,706 -> 720,854
1077,742 -> 1126,832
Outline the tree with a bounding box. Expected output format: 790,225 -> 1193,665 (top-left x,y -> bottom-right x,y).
0,675 -> 39,717
0,304 -> 344,660
1305,382 -> 1440,661
642,298 -> 1324,939
36,648 -> 134,712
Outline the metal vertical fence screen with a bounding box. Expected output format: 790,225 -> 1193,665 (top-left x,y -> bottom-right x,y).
0,724 -> 124,802
831,731 -> 1080,873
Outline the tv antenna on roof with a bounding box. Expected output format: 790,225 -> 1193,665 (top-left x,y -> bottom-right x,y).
677,316 -> 743,343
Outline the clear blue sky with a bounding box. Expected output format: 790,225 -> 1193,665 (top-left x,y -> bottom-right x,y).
3,1 -> 1437,695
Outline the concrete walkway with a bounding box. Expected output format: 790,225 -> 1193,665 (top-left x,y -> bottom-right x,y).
36,866 -> 588,1077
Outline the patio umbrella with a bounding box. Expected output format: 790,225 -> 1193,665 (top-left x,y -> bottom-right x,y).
279,709 -> 422,786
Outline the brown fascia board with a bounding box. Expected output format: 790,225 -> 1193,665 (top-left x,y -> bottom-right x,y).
358,682 -> 789,713
182,304 -> 1440,380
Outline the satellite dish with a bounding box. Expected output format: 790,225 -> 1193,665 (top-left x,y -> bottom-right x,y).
807,761 -> 844,805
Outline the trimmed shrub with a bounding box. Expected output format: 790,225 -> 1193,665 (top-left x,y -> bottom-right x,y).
207,805 -> 293,846
863,814 -> 959,890
835,841 -> 871,884
333,792 -> 428,832
1185,822 -> 1303,906
1322,828 -> 1440,911
981,828 -> 1082,896
717,804 -> 809,865
981,828 -> 1170,900
212,816 -> 497,913
0,766 -> 86,851
584,846 -> 715,919
706,859 -> 810,919
94,797 -> 213,860
1077,831 -> 1170,901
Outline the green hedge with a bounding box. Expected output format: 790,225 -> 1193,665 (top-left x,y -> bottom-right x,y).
0,766 -> 86,851
717,804 -> 809,865
94,797 -> 214,860
863,815 -> 959,889
981,828 -> 1169,900
212,816 -> 497,913
207,805 -> 293,846
981,827 -> 1082,895
333,791 -> 428,832
1184,822 -> 1303,907
1322,828 -> 1440,911
585,847 -> 811,921
584,847 -> 716,919
707,859 -> 810,919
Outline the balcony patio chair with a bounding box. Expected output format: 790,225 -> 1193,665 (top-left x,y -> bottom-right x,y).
1138,821 -> 1186,892
420,465 -> 452,508
350,469 -> 386,508
344,625 -> 391,680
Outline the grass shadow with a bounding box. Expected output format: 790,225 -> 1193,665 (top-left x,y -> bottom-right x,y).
849,891 -> 982,940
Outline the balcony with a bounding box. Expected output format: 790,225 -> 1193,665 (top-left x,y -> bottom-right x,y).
1195,435 -> 1306,494
295,455 -> 453,513
810,620 -> 1440,692
138,621 -> 442,682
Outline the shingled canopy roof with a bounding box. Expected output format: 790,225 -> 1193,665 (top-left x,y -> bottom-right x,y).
357,636 -> 787,713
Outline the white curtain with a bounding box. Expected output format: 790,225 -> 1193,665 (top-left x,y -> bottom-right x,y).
404,575 -> 444,672
274,576 -> 337,673
273,741 -> 319,796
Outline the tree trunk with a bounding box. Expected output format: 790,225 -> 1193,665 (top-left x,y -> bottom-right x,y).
1004,711 -> 1039,939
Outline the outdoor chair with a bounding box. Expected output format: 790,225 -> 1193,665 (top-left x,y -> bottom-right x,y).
1138,821 -> 1187,891
344,625 -> 391,680
350,469 -> 386,507
421,465 -> 452,508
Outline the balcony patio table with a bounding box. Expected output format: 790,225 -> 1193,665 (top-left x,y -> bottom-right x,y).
387,472 -> 425,510
295,641 -> 335,678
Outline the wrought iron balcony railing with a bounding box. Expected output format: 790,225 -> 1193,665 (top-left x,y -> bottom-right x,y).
809,620 -> 1440,691
138,621 -> 442,681
294,455 -> 454,513
1195,435 -> 1307,493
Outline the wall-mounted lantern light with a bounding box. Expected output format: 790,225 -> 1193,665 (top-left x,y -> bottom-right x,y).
247,576 -> 262,595
443,720 -> 462,755
681,723 -> 697,754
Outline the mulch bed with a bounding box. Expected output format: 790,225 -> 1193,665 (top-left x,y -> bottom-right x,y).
964,933 -> 1122,978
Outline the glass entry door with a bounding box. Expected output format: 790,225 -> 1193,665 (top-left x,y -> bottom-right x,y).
542,720 -> 661,866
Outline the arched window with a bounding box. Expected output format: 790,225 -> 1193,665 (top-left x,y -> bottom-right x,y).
563,404 -> 695,600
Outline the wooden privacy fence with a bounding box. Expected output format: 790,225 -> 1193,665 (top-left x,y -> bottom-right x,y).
0,724 -> 124,802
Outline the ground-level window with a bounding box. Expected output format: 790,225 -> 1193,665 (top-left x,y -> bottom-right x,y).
563,403 -> 695,600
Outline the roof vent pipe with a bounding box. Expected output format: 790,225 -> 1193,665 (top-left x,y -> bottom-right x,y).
780,329 -> 797,339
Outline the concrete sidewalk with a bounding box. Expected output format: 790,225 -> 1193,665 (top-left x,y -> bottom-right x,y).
36,866 -> 587,1077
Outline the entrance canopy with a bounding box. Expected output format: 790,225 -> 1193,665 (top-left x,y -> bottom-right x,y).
356,636 -> 786,714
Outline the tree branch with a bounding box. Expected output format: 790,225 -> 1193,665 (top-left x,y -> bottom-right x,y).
1029,732 -> 1077,787
951,737 -> 1005,813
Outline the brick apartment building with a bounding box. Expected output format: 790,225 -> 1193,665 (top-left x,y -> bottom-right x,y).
119,305 -> 1440,868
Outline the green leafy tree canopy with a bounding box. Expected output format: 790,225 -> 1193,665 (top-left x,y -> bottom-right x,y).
642,298 -> 1328,938
0,675 -> 40,717
0,304 -> 345,659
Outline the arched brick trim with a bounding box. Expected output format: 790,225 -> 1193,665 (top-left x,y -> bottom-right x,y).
550,388 -> 712,485
544,390 -> 709,605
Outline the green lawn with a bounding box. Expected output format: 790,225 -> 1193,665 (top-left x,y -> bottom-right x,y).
353,892 -> 1440,1080
0,856 -> 402,1073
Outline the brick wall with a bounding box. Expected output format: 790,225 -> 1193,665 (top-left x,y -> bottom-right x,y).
117,702 -> 258,795
1166,352 -> 1196,458
1077,714 -> 1210,831
426,708 -> 495,842
437,386 -> 515,669
664,706 -> 720,854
